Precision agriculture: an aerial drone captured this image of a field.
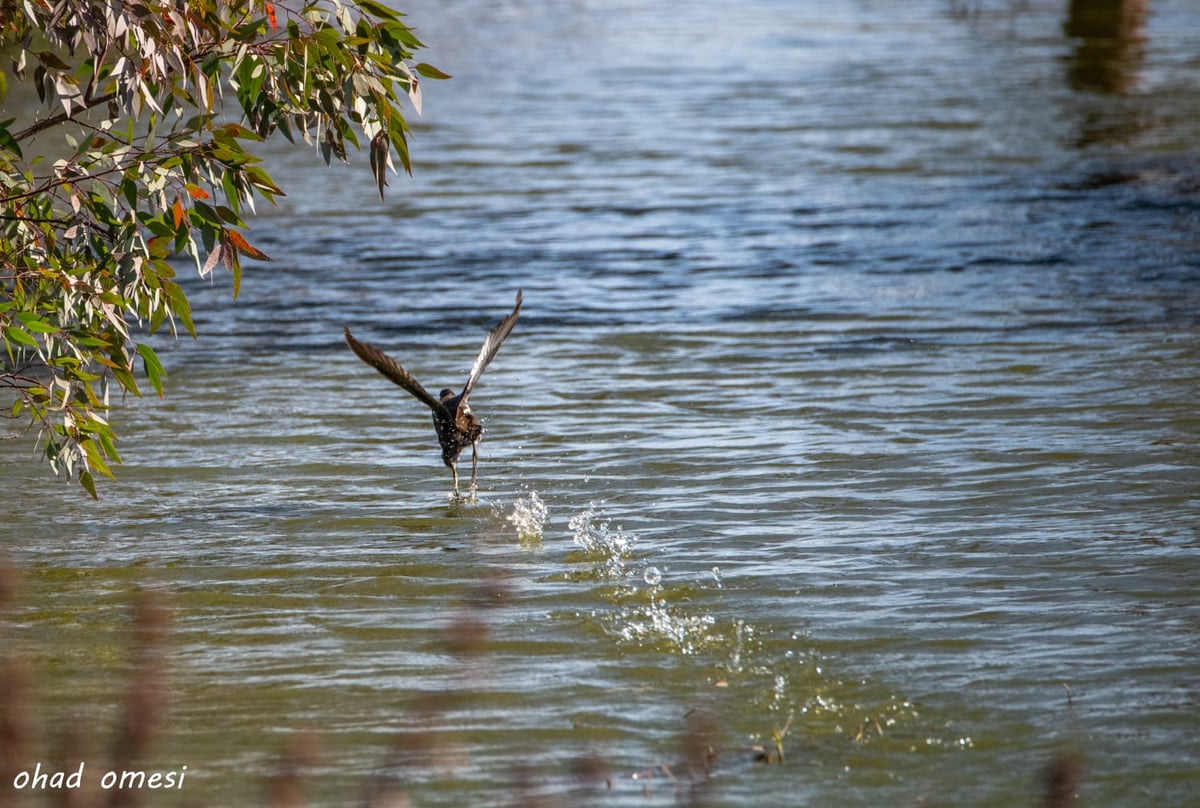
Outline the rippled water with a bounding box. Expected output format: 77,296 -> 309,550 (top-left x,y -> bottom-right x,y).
3,0 -> 1199,805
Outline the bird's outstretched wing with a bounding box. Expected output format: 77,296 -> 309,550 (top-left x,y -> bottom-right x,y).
344,326 -> 442,412
461,290 -> 523,402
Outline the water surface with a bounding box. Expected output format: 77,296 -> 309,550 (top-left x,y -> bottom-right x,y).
3,1 -> 1199,805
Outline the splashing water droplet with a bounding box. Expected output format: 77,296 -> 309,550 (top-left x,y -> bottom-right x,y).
729,618 -> 745,672
642,566 -> 662,586
567,502 -> 633,577
711,566 -> 723,587
619,598 -> 717,656
508,491 -> 548,545
773,674 -> 788,709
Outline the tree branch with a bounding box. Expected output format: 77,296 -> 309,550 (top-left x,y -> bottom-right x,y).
12,91 -> 117,144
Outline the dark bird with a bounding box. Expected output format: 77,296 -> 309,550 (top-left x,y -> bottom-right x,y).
344,290 -> 523,494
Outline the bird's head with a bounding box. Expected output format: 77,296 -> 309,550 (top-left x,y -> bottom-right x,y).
439,388 -> 456,401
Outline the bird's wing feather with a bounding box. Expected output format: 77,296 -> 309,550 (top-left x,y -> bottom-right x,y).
344,327 -> 442,411
460,289 -> 523,403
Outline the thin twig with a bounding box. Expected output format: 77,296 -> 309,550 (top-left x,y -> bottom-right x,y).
12,91 -> 118,143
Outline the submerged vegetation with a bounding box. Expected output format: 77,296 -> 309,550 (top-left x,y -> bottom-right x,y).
0,0 -> 445,496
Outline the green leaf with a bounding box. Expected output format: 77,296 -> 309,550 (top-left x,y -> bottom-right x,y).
380,20 -> 424,49
391,124 -> 412,174
37,51 -> 72,71
79,469 -> 98,500
145,218 -> 174,239
33,64 -> 46,104
215,205 -> 244,226
244,165 -> 284,197
146,234 -> 172,258
0,119 -> 21,159
219,122 -> 264,143
3,325 -> 38,348
358,0 -> 402,21
369,130 -> 388,201
221,172 -> 242,216
97,428 -> 121,466
120,175 -> 138,210
15,312 -> 59,334
414,63 -> 452,80
136,343 -> 167,398
111,365 -> 141,397
231,260 -> 242,299
82,437 -> 113,479
162,280 -> 197,338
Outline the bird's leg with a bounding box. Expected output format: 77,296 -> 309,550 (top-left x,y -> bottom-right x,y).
450,461 -> 460,495
469,441 -> 479,490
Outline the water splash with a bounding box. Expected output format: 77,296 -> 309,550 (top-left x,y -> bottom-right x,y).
567,502 -> 632,578
555,504 -> 927,762
772,673 -> 788,710
617,592 -> 719,656
729,618 -> 746,673
620,565 -> 721,655
507,491 -> 548,547
565,504 -> 717,653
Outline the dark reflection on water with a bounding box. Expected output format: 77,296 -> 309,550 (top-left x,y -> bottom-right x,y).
1063,0 -> 1148,94
3,0 -> 1199,805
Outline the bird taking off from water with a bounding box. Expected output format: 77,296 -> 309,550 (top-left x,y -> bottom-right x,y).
344,290 -> 523,494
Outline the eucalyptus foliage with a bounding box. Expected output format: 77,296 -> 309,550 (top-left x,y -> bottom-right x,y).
0,0 -> 445,496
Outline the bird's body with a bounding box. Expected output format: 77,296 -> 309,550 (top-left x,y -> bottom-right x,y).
432,387 -> 482,485
344,291 -> 522,493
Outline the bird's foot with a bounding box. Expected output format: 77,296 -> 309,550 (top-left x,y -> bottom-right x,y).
447,486 -> 477,506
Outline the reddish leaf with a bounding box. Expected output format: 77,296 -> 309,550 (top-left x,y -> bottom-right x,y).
172,197 -> 185,229
225,229 -> 270,261
185,183 -> 210,200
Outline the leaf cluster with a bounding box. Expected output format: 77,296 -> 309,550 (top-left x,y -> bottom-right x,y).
1,0 -> 445,496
